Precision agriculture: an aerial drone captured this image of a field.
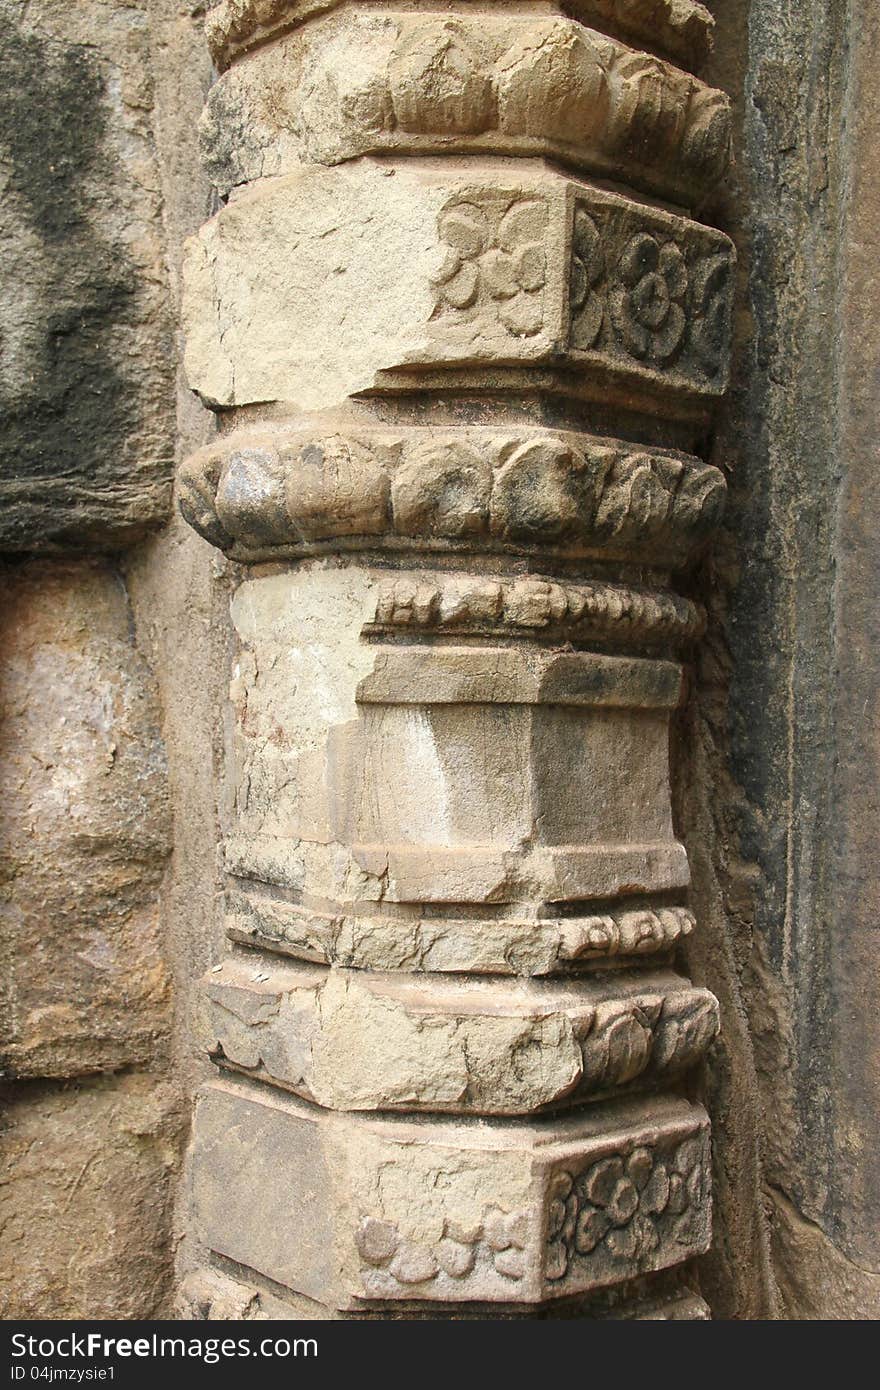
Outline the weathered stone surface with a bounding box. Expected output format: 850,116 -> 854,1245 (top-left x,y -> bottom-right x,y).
219,566 -> 689,906
200,11 -> 730,205
0,1075 -> 182,1318
190,1078 -> 711,1309
182,164 -> 734,416
0,0 -> 176,551
179,423 -> 726,568
178,1263 -> 711,1320
0,560 -> 172,1079
200,956 -> 719,1113
179,0 -> 730,1326
227,892 -> 697,976
367,575 -> 705,649
204,1 -> 714,74
178,1266 -> 320,1321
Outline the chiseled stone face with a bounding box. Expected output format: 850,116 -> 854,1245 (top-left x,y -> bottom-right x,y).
200,10 -> 730,206
0,561 -> 172,1079
182,163 -> 734,415
181,0 -> 729,1326
190,1079 -> 711,1309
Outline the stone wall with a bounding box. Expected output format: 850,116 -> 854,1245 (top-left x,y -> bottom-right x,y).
682,0 -> 880,1319
0,0 -> 215,1319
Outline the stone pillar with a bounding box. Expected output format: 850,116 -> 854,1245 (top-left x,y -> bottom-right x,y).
178,0 -> 734,1319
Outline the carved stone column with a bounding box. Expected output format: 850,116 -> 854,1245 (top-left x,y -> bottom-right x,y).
178,0 -> 734,1320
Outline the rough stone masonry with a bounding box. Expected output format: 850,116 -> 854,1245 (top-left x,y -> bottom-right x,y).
176,0 -> 734,1319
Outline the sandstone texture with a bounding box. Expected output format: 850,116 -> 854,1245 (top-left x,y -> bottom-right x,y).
0,0 -> 176,550
200,956 -> 718,1114
0,560 -> 172,1080
0,1076 -> 182,1318
219,565 -> 690,910
227,893 -> 697,977
180,424 -> 726,568
0,0 -> 868,1327
203,1 -> 715,73
675,0 -> 880,1321
199,9 -> 730,205
0,0 -> 213,1326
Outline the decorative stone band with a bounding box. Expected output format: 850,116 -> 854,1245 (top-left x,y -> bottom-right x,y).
200,954 -> 720,1115
205,1 -> 714,74
182,165 -> 735,416
178,1263 -> 711,1320
366,574 -> 705,648
190,1080 -> 712,1309
226,891 -> 697,976
225,836 -> 691,906
178,424 -> 726,567
202,11 -> 730,206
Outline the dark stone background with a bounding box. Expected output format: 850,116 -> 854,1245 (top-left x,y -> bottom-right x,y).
679,0 -> 880,1317
0,3 -> 175,551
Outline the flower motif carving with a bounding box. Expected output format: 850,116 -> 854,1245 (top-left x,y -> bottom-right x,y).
432,197 -> 548,337
357,1209 -> 529,1288
547,1135 -> 709,1282
610,232 -> 688,364
570,208 -> 605,349
690,252 -> 734,378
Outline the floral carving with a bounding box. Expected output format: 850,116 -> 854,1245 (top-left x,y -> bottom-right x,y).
570,208 -> 605,348
179,428 -> 726,563
610,233 -> 688,363
681,87 -> 732,184
582,0 -> 712,67
690,252 -> 734,378
594,450 -> 725,540
357,1211 -> 528,1287
432,196 -> 548,337
546,1134 -> 709,1282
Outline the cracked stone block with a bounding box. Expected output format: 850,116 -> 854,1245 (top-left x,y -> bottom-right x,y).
190,1078 -> 712,1310
182,163 -> 734,418
226,892 -> 697,976
199,954 -> 719,1114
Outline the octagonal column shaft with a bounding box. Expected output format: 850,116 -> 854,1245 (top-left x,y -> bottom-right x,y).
178,0 -> 733,1321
